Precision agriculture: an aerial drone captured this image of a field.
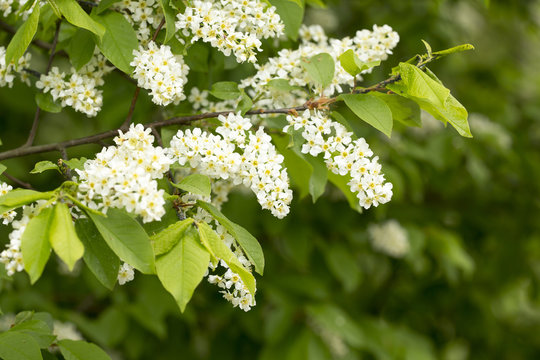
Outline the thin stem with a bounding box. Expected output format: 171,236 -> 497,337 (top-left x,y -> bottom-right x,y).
24,20 -> 62,148
121,18 -> 166,130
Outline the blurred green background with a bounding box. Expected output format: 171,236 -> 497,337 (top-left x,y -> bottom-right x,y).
2,0 -> 540,359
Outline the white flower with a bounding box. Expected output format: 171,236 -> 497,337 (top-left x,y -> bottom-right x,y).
368,220 -> 409,258
0,47 -> 32,88
176,0 -> 284,63
131,42 -> 190,106
76,124 -> 173,222
118,262 -> 135,285
53,321 -> 83,341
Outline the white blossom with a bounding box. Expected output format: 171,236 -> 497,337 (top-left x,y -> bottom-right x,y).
368,220 -> 409,258
117,262 -> 135,285
287,110 -> 393,210
53,321 -> 83,341
0,47 -> 32,88
76,124 -> 173,223
176,0 -> 284,63
131,42 -> 190,106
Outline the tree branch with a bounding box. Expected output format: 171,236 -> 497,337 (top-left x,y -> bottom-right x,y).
1,172 -> 34,189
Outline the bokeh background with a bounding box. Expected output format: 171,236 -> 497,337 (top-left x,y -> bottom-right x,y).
1,0 -> 540,358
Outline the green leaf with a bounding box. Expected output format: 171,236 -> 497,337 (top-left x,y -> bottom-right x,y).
30,160 -> 59,174
95,0 -> 120,14
339,49 -> 380,77
35,92 -> 62,113
76,218 -> 120,290
432,43 -> 474,57
9,319 -> 55,348
159,0 -> 176,43
210,81 -> 240,100
63,157 -> 87,170
197,222 -> 256,295
21,206 -> 53,284
58,339 -> 111,360
5,5 -> 41,66
49,203 -> 84,271
339,93 -> 393,137
0,189 -> 54,214
87,208 -> 155,274
0,163 -> 6,175
150,218 -> 194,256
197,201 -> 264,275
0,331 -> 43,360
272,134 -> 311,199
66,29 -> 95,71
53,0 -> 105,37
172,174 -> 211,198
301,53 -> 335,90
92,12 -> 138,74
155,227 -> 209,312
237,91 -> 253,115
371,92 -> 421,127
269,0 -> 304,40
390,62 -> 450,109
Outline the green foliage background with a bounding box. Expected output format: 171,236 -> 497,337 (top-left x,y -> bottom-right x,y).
1,0 -> 540,359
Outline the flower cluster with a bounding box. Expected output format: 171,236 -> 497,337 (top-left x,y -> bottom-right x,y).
241,24 -> 399,107
115,0 -> 162,45
286,110 -> 393,209
0,204 -> 42,276
169,113 -> 293,218
0,182 -> 15,225
176,0 -> 284,63
368,219 -> 409,258
0,47 -> 32,88
53,320 -> 83,341
208,264 -> 255,312
36,54 -> 113,116
0,0 -> 12,18
118,262 -> 135,285
76,124 -> 173,222
131,42 -> 190,106
0,0 -> 37,19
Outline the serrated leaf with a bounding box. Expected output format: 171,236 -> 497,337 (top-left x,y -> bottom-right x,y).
339,93 -> 393,137
58,339 -> 111,360
35,92 -> 62,113
66,29 -> 95,71
87,208 -> 155,274
266,79 -> 304,92
0,331 -> 42,360
197,222 -> 256,295
53,0 -> 105,37
156,227 -> 209,312
150,218 -> 194,256
49,203 -> 84,271
21,206 -> 53,284
172,174 -> 211,198
269,0 -> 304,40
237,91 -> 253,115
76,218 -> 120,290
196,201 -> 264,275
210,81 -> 240,100
5,5 -> 40,66
30,160 -> 59,174
92,12 -> 138,74
301,53 -> 335,90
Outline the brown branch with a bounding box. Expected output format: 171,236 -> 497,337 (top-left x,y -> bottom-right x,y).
121,18 -> 166,130
1,172 -> 34,190
24,21 -> 62,148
